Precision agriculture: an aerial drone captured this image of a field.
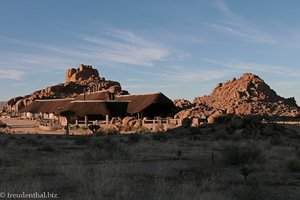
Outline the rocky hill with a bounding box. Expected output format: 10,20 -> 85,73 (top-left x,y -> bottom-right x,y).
175,73 -> 299,121
1,64 -> 128,113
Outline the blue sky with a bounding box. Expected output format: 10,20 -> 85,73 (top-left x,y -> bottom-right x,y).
0,0 -> 300,104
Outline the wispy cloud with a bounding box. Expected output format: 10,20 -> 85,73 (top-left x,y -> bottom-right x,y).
0,69 -> 25,80
213,0 -> 232,15
123,83 -> 176,90
210,0 -> 276,44
202,58 -> 300,77
80,28 -> 170,66
206,21 -> 276,44
0,28 -> 170,69
141,66 -> 232,83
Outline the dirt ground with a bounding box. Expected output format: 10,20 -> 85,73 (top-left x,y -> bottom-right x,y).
0,117 -> 90,135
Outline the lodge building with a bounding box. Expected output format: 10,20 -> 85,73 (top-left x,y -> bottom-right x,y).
20,91 -> 175,127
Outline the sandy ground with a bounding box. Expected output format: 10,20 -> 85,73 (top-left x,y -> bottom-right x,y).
0,117 -> 91,135
1,117 -> 300,135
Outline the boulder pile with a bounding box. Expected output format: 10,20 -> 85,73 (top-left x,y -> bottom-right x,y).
175,73 -> 299,123
173,99 -> 193,109
194,73 -> 299,117
2,64 -> 128,113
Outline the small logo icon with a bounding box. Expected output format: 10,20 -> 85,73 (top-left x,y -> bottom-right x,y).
0,192 -> 6,198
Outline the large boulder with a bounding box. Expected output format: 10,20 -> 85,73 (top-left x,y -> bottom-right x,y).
122,116 -> 136,126
65,64 -> 100,83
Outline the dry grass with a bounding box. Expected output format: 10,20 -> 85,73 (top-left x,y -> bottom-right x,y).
0,124 -> 299,199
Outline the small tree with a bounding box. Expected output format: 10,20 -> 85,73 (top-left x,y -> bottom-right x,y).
59,110 -> 75,136
89,124 -> 100,145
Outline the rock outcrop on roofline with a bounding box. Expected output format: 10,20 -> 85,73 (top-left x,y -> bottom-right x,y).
1,64 -> 128,113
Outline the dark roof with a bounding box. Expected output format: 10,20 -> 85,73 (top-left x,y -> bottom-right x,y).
20,92 -> 175,117
75,91 -> 110,100
58,100 -> 129,117
20,99 -> 73,113
115,92 -> 175,114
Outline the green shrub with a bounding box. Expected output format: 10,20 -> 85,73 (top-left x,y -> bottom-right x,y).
287,157 -> 300,172
222,142 -> 264,165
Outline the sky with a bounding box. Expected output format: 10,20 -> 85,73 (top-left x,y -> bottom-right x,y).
0,0 -> 300,104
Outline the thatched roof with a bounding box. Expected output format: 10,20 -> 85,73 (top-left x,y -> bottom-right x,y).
58,100 -> 129,117
115,92 -> 175,115
20,91 -> 175,117
74,90 -> 110,100
20,99 -> 73,114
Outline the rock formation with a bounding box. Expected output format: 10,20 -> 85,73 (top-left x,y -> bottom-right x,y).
65,64 -> 100,83
1,64 -> 128,113
173,99 -> 193,110
194,73 -> 299,117
176,73 -> 300,122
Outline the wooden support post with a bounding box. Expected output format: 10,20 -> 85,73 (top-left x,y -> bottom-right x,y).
105,115 -> 109,125
85,115 -> 88,127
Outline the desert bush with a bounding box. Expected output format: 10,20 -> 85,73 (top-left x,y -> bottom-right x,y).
55,135 -> 63,139
269,136 -> 284,146
233,185 -> 265,200
189,127 -> 202,135
285,129 -> 299,139
106,129 -> 118,135
37,143 -> 55,152
222,142 -> 264,166
128,134 -> 141,143
152,133 -> 167,141
25,138 -> 39,146
296,150 -> 300,158
182,118 -> 191,128
71,125 -> 80,130
74,136 -> 90,145
0,120 -> 7,128
81,126 -> 88,131
134,126 -> 150,134
8,135 -> 16,140
1,139 -> 9,146
213,115 -> 227,124
36,134 -> 43,139
213,130 -> 229,140
286,157 -> 300,172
